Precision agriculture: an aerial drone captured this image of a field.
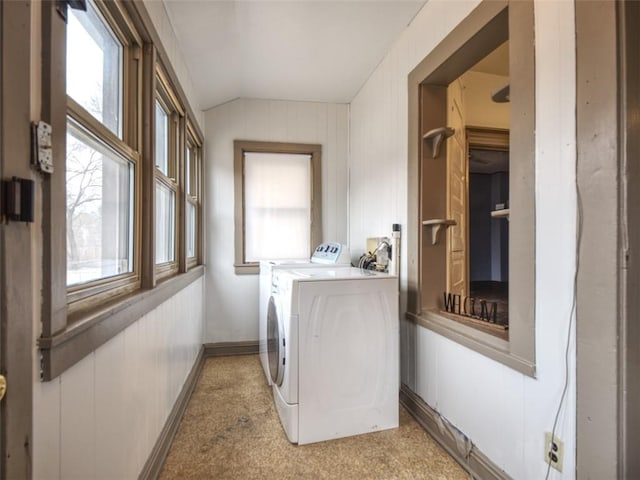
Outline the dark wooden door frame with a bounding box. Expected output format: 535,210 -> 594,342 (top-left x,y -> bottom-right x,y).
576,1 -> 639,477
1,1 -> 35,477
617,2 -> 640,477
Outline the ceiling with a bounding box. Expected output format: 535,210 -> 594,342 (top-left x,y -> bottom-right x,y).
162,0 -> 427,111
471,41 -> 509,77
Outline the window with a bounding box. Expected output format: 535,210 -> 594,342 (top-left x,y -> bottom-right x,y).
66,122 -> 134,286
39,0 -> 205,381
154,68 -> 182,278
234,141 -> 322,274
186,124 -> 202,265
67,0 -> 123,137
65,0 -> 140,313
407,1 -> 536,375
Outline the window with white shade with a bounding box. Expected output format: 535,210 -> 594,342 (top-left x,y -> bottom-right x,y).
244,152 -> 311,261
234,141 -> 322,274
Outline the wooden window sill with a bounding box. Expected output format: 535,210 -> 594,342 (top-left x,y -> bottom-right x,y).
406,309 -> 535,377
234,263 -> 259,275
38,265 -> 204,381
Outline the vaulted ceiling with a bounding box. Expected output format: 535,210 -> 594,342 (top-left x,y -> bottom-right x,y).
162,0 -> 427,111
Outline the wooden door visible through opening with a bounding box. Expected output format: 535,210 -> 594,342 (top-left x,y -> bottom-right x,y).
446,79 -> 468,298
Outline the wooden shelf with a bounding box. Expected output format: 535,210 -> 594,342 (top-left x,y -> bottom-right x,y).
491,208 -> 510,219
422,219 -> 456,245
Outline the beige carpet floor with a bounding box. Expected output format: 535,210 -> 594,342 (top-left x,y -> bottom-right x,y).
160,355 -> 469,480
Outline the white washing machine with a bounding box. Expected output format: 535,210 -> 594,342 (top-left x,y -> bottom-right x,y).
259,243 -> 350,385
268,266 -> 399,445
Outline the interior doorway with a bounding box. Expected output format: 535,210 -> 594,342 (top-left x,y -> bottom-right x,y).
468,146 -> 509,326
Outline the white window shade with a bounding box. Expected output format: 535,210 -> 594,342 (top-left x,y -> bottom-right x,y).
244,152 -> 311,262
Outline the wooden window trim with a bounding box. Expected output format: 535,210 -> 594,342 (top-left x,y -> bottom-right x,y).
406,0 -> 536,377
64,0 -> 142,316
186,121 -> 202,267
154,68 -> 182,279
233,140 -> 322,275
39,0 -> 205,381
40,265 -> 204,381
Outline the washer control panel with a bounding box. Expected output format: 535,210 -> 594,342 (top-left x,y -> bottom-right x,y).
311,242 -> 351,264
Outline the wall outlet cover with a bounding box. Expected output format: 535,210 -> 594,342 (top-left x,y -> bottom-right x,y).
544,432 -> 564,472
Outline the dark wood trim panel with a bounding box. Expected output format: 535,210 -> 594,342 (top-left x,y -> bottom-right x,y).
41,0 -> 68,338
141,43 -> 157,289
400,385 -> 512,480
178,115 -> 187,274
575,1 -> 622,477
233,140 -> 245,272
1,2 -> 35,476
139,345 -> 205,480
619,2 -> 640,476
204,341 -> 259,357
39,266 -> 204,381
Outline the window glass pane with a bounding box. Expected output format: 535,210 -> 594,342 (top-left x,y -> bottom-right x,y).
187,144 -> 199,197
67,0 -> 123,137
187,201 -> 196,258
186,146 -> 192,196
469,153 -> 509,325
66,124 -> 134,286
244,152 -> 311,262
155,100 -> 169,175
155,182 -> 175,264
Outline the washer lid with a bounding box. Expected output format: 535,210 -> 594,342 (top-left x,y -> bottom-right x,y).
281,266 -> 396,281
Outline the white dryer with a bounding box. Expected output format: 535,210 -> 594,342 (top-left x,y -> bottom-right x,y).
268,266 -> 399,445
259,243 -> 350,385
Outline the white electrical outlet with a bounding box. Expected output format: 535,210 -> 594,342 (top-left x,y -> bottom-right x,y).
544,432 -> 564,472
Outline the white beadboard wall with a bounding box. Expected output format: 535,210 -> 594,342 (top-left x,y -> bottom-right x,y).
350,1 -> 577,479
203,98 -> 349,343
32,278 -> 204,480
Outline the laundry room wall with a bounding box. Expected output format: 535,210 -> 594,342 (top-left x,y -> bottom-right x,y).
349,1 -> 577,478
204,98 -> 349,343
33,279 -> 204,480
143,0 -> 205,130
